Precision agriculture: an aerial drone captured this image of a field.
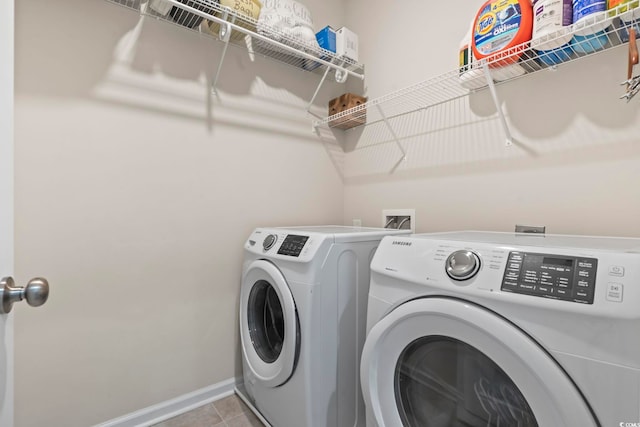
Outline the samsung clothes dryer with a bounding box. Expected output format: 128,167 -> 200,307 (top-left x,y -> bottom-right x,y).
361,231 -> 640,427
238,226 -> 410,427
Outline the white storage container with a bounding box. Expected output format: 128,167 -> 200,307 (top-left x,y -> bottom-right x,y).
336,27 -> 358,61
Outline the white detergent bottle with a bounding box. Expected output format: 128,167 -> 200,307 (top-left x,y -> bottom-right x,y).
532,0 -> 573,65
532,0 -> 573,49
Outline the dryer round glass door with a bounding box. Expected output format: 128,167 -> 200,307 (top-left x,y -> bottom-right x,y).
360,297 -> 598,427
247,280 -> 285,364
241,260 -> 299,388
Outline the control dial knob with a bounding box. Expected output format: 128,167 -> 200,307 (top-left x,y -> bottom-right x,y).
445,250 -> 481,281
263,234 -> 277,251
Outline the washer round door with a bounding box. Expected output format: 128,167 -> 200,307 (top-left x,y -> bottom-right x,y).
360,297 -> 598,427
240,260 -> 299,388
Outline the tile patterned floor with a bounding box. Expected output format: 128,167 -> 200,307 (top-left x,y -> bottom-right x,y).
152,393 -> 264,427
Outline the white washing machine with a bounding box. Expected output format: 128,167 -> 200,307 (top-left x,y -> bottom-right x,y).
361,231 -> 640,427
238,226 -> 410,427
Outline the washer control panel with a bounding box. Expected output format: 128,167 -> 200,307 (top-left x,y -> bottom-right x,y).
501,251 -> 598,304
276,234 -> 309,257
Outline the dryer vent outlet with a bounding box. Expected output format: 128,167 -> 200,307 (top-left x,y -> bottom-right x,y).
382,209 -> 415,232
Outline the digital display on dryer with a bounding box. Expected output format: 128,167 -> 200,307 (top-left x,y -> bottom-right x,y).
277,234 -> 309,257
501,251 -> 597,304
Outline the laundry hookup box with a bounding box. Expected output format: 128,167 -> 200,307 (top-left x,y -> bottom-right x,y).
336,26 -> 358,61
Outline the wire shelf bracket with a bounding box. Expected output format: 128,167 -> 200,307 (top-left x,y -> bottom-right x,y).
481,62 -> 536,156
376,104 -> 407,174
211,11 -> 233,96
482,63 -> 514,148
307,58 -> 348,115
307,65 -> 332,115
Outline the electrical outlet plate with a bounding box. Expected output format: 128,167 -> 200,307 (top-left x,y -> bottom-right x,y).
382,209 -> 415,233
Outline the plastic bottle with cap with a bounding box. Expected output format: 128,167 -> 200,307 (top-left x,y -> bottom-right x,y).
472,0 -> 533,81
571,0 -> 610,53
532,0 -> 573,65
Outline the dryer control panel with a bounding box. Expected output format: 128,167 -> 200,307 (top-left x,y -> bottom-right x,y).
277,234 -> 309,257
246,228 -> 323,262
501,251 -> 598,304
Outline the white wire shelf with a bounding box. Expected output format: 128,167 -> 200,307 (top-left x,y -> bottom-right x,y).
105,0 -> 364,90
314,5 -> 640,131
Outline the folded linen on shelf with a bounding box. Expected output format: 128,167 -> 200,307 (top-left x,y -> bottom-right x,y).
207,0 -> 262,42
254,0 -> 322,68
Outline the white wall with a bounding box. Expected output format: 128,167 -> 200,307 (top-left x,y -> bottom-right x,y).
343,0 -> 640,237
13,0 -> 345,426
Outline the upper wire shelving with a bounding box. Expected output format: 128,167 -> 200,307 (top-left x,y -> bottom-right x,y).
314,5 -> 640,137
105,0 -> 365,110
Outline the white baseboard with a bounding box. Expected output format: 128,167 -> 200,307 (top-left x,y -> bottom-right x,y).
234,384 -> 271,427
94,378 -> 237,427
